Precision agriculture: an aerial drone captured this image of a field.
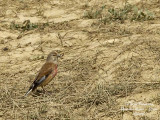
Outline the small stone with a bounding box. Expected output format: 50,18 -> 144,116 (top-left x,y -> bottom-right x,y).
0,40 -> 4,44
3,47 -> 9,51
38,55 -> 44,59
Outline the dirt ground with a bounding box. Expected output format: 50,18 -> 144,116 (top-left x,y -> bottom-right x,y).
0,0 -> 160,119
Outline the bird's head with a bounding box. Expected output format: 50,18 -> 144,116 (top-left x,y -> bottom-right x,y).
47,50 -> 63,64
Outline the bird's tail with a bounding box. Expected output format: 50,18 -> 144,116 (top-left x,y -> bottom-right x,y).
24,83 -> 36,96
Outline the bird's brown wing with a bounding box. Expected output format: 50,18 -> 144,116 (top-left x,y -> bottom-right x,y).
32,62 -> 56,90
35,62 -> 54,81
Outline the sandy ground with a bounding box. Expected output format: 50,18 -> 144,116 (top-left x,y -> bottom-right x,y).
0,0 -> 160,119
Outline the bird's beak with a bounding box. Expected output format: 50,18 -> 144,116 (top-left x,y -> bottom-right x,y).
57,53 -> 64,58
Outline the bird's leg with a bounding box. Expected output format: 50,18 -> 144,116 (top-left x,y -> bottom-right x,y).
42,86 -> 46,93
42,86 -> 51,95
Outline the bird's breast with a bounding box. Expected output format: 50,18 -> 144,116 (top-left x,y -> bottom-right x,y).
52,65 -> 58,77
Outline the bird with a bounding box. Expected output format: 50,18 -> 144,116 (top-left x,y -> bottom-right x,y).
25,51 -> 62,96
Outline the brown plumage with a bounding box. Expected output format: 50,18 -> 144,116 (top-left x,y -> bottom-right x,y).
25,51 -> 62,96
